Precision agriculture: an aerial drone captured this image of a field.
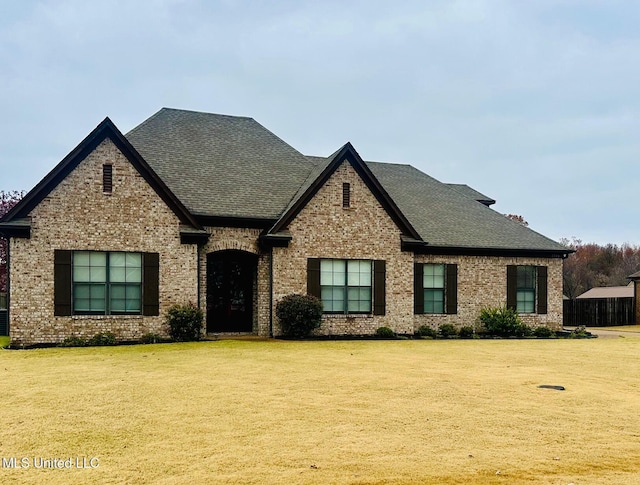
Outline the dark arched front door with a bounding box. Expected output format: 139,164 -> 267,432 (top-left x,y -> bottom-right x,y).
206,250 -> 257,333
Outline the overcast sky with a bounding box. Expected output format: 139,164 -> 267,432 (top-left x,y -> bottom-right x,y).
1,0 -> 639,245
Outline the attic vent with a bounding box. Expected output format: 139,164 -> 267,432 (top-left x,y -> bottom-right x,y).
103,164 -> 113,194
342,182 -> 351,208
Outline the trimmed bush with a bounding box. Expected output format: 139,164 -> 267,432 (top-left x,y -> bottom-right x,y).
479,306 -> 530,338
166,302 -> 204,342
459,326 -> 475,339
416,325 -> 437,338
533,326 -> 554,338
58,336 -> 88,347
438,324 -> 458,339
88,332 -> 117,346
374,326 -> 396,339
276,294 -> 323,338
140,332 -> 164,344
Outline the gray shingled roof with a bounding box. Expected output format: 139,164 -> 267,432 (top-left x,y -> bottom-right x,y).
366,161 -> 566,251
126,108 -> 315,219
446,184 -> 495,206
125,108 -> 566,252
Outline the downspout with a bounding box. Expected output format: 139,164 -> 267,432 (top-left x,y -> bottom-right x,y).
196,244 -> 201,309
269,246 -> 274,337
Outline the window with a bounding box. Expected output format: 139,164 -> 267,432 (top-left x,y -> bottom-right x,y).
103,164 -> 113,193
506,265 -> 547,314
307,258 -> 386,315
516,266 -> 536,313
423,264 -> 445,313
414,263 -> 457,314
54,250 -> 159,317
320,259 -> 371,313
342,182 -> 351,208
73,251 -> 142,314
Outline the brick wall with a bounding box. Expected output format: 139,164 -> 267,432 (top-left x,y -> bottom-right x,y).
413,254 -> 564,332
9,138 -> 198,345
271,159 -> 564,336
272,160 -> 414,336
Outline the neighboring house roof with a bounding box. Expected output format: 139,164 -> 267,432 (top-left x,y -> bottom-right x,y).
126,108 -> 315,221
576,285 -> 634,299
445,184 -> 496,206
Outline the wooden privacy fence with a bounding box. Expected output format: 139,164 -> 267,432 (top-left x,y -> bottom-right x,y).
563,298 -> 635,327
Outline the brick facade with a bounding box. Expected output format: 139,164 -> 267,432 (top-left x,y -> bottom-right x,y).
6,145 -> 564,344
8,139 -> 198,345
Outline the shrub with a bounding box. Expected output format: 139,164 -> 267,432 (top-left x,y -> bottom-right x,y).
58,336 -> 88,347
166,303 -> 204,341
438,324 -> 458,339
459,326 -> 475,339
374,326 -> 396,338
416,325 -> 437,338
533,326 -> 554,338
479,306 -> 529,338
276,294 -> 323,338
140,332 -> 164,344
88,332 -> 117,346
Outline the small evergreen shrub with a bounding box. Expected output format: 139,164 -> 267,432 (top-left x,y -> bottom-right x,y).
438,324 -> 458,339
416,325 -> 437,338
374,326 -> 396,338
533,326 -> 554,338
276,294 -> 323,338
166,302 -> 204,341
459,326 -> 475,339
88,332 -> 117,346
479,306 -> 529,338
140,332 -> 164,344
58,336 -> 88,347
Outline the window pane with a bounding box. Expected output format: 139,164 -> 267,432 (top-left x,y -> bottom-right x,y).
91,266 -> 106,283
111,285 -> 126,299
126,267 -> 142,283
90,252 -> 106,267
110,252 -> 126,267
126,253 -> 141,267
110,267 -> 126,282
424,289 -> 445,314
74,252 -> 90,266
517,289 -> 535,313
73,266 -> 90,282
424,264 -> 445,289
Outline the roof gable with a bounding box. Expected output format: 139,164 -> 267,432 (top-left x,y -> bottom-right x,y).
267,142 -> 422,240
1,118 -> 201,229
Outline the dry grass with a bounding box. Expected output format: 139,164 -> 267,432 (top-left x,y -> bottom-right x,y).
2,338 -> 640,484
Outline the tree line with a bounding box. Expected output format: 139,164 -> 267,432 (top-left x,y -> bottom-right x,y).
561,238 -> 640,299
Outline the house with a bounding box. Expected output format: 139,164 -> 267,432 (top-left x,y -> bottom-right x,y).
0,108 -> 571,345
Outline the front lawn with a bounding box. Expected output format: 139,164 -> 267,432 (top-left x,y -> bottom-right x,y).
2,338 -> 640,484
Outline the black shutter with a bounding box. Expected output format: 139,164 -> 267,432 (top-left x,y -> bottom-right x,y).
445,264 -> 458,314
537,266 -> 548,314
506,265 -> 517,311
307,258 -> 321,299
54,250 -> 72,316
373,260 -> 386,315
414,263 -> 424,314
143,252 -> 159,316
